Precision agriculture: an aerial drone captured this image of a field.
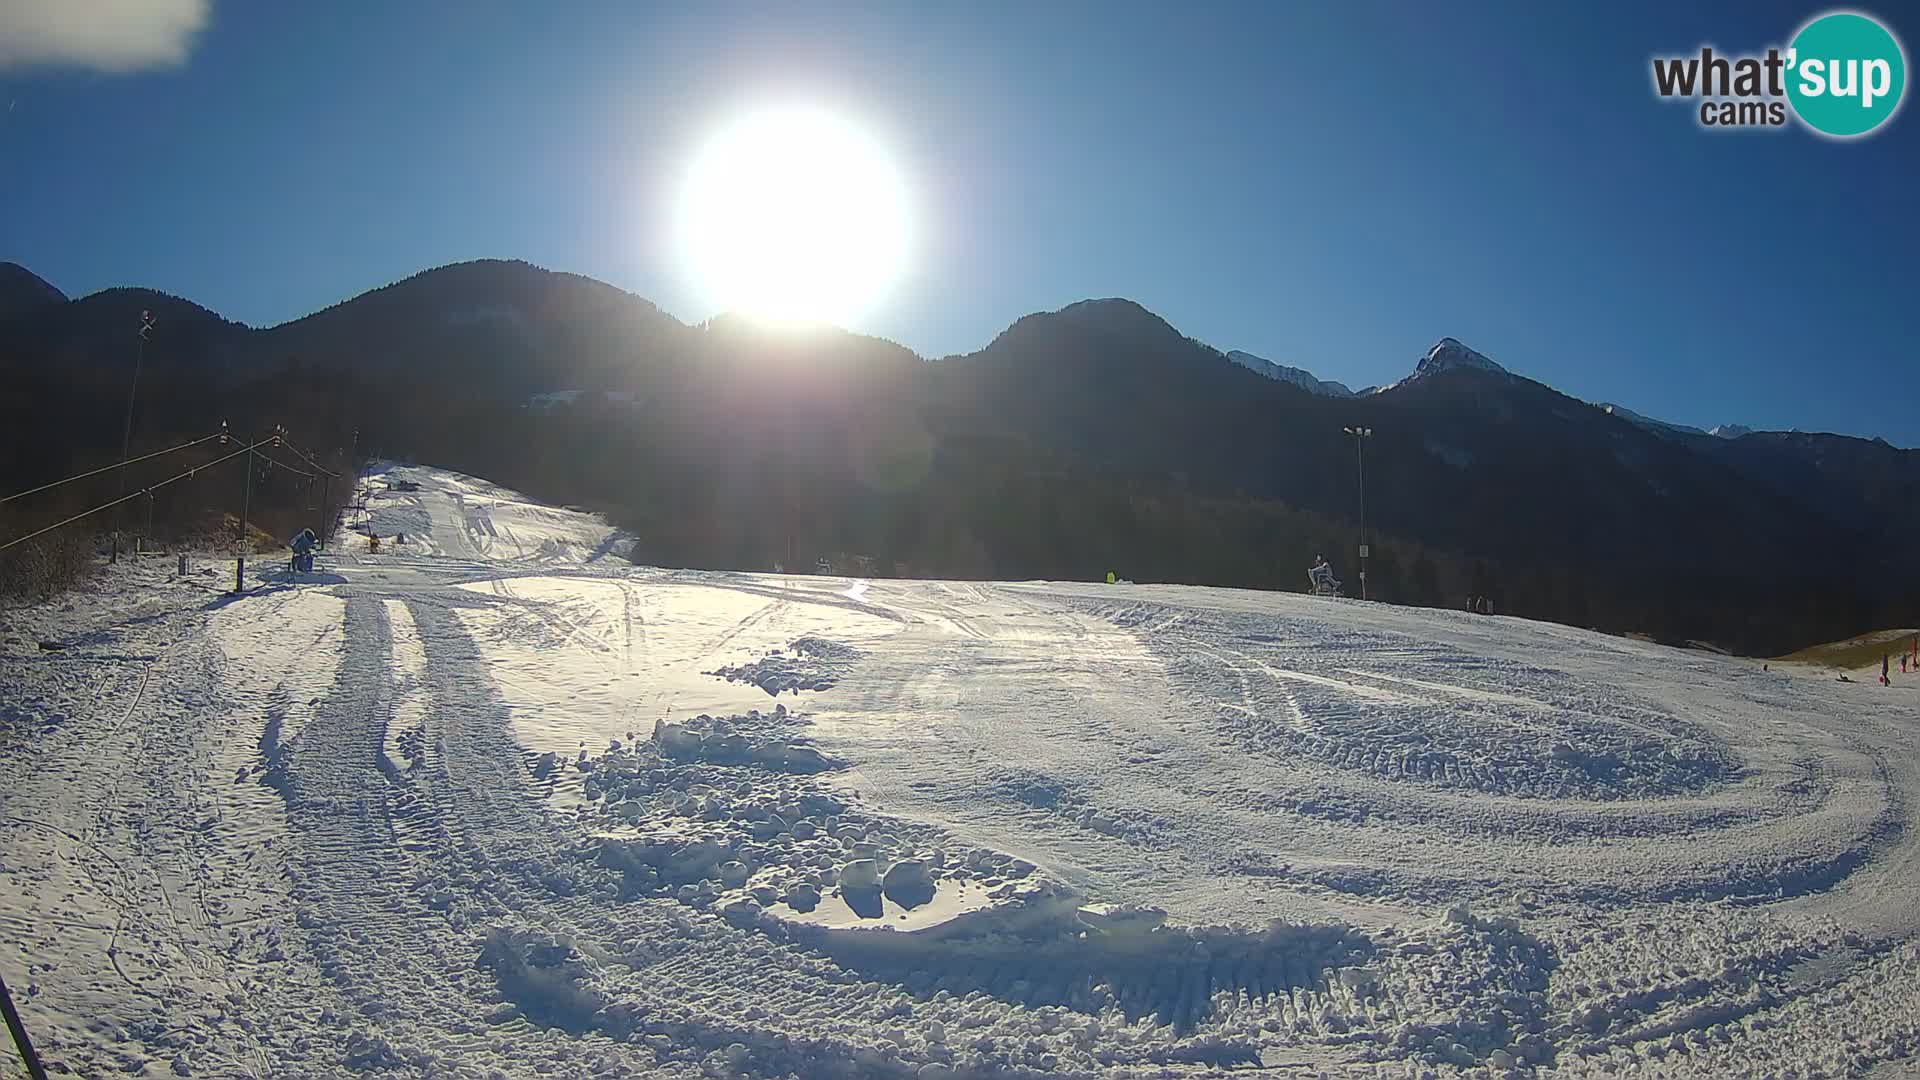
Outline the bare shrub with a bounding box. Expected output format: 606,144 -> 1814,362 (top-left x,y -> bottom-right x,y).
0,527 -> 98,608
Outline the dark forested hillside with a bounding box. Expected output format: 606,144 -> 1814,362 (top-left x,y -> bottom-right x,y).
0,352 -> 358,602
259,260 -> 696,393
2,259 -> 1910,653
0,262 -> 66,321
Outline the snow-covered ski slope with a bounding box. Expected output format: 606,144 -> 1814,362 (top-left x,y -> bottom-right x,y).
3,464 -> 1919,1079
346,463 -> 636,564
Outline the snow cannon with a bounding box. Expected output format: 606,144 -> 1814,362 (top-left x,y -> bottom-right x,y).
287,527 -> 319,574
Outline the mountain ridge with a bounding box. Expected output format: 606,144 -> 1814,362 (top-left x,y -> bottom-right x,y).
1224,350 -> 1356,398
4,257 -> 1912,655
0,262 -> 69,322
0,257 -> 1886,447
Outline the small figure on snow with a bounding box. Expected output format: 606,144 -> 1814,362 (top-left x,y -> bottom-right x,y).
1307,554 -> 1340,596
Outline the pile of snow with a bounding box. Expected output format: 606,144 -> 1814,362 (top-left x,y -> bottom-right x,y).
650,708 -> 837,772
580,705 -> 1057,944
707,635 -> 864,695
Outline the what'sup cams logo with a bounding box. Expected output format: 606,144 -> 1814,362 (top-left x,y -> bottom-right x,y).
1652,10 -> 1907,137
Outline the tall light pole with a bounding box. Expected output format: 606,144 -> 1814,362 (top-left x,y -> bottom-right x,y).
1343,426 -> 1373,600
113,310 -> 155,562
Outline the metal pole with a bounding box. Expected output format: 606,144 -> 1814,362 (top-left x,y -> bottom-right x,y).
114,313 -> 153,563
1356,434 -> 1367,601
1344,426 -> 1372,601
237,443 -> 254,592
0,971 -> 50,1080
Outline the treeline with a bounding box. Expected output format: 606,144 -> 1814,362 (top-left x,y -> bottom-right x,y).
340,368 -> 1896,656
0,361 -> 356,603
2,348 -> 1889,655
343,379 -> 1618,631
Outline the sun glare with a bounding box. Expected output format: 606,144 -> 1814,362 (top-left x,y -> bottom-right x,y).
678,106 -> 910,327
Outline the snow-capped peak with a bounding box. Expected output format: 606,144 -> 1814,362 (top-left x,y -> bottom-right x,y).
1414,337 -> 1508,379
1224,350 -> 1355,397
1708,423 -> 1752,439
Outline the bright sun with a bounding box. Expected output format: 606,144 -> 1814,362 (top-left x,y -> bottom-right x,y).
678,106 -> 910,326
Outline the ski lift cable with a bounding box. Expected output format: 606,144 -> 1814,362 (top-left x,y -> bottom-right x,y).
246,447 -> 320,481
227,425 -> 321,480
0,438 -> 272,554
0,431 -> 226,506
274,437 -> 339,477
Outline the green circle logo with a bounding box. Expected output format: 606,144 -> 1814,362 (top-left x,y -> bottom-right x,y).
1787,11 -> 1907,137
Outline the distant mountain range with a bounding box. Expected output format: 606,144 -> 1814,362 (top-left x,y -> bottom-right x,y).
1229,337 -> 1766,443
3,257 -> 1912,654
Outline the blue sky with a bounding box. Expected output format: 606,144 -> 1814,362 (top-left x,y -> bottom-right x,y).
4,1 -> 1916,442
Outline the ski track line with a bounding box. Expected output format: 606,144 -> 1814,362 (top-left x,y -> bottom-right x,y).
13,469 -> 1920,1078
484,572 -> 625,665
269,589 -> 943,1077
1099,596 -> 1902,910
1,587 -> 285,1077
700,594 -> 789,656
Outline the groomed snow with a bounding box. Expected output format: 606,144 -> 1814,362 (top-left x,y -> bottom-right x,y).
3,464 -> 1919,1078
346,463 -> 636,564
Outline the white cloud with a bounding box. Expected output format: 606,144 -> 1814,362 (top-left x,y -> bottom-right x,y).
0,0 -> 210,73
